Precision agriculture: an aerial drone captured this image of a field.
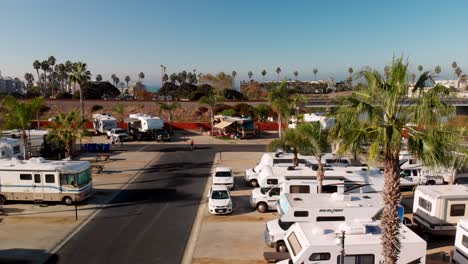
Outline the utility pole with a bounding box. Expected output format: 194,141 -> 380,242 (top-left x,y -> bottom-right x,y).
339,231 -> 346,264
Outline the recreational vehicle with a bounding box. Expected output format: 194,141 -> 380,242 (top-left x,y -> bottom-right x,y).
453,219 -> 468,264
125,113 -> 169,141
278,220 -> 426,264
92,113 -> 117,134
2,129 -> 49,149
0,137 -> 22,159
288,113 -> 335,129
400,158 -> 452,186
265,192 -> 384,252
0,158 -> 93,205
413,185 -> 468,235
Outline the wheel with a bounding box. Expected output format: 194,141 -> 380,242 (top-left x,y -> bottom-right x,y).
250,179 -> 258,187
257,202 -> 268,213
63,196 -> 74,206
0,194 -> 7,204
276,241 -> 288,252
426,180 -> 436,185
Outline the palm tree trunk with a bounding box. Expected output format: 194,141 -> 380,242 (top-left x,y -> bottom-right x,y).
317,161 -> 324,193
79,84 -> 84,121
22,129 -> 28,160
293,152 -> 298,166
36,69 -> 41,94
278,115 -> 282,138
66,140 -> 73,159
210,108 -> 214,136
381,155 -> 402,264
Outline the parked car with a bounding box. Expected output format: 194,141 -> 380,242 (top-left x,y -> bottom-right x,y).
106,128 -> 129,141
207,185 -> 232,215
212,167 -> 234,190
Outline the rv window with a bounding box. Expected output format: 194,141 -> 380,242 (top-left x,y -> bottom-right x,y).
278,219 -> 294,230
45,174 -> 55,183
13,146 -> 21,154
290,185 -> 310,194
267,179 -> 278,185
34,174 -> 41,183
309,253 -> 331,261
337,254 -> 374,264
412,170 -> 418,176
273,159 -> 293,165
20,174 -> 32,181
450,204 -> 466,217
269,188 -> 281,196
317,216 -> 346,222
60,174 -> 76,186
418,197 -> 432,212
287,232 -> 302,257
321,185 -> 338,193
463,235 -> 468,248
294,211 -> 309,217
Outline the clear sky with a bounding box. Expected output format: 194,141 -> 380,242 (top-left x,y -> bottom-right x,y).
1,0 -> 467,86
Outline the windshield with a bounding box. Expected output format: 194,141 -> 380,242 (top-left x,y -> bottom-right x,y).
147,119 -> 162,129
102,120 -> 116,129
212,190 -> 229,199
260,187 -> 271,194
215,171 -> 232,177
278,219 -> 294,231
77,169 -> 92,186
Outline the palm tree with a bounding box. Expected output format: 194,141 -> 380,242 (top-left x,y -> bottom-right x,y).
293,70 -> 299,81
276,67 -> 281,81
231,70 -> 237,88
435,65 -> 442,75
0,96 -> 44,159
298,122 -> 329,193
48,111 -> 86,159
68,62 -> 91,121
24,73 -> 34,90
139,72 -> 145,83
57,63 -> 66,92
41,60 -> 50,94
261,69 -> 267,82
113,103 -> 126,123
330,57 -> 456,264
313,68 -> 318,81
418,65 -> 423,75
268,128 -> 304,166
33,60 -> 41,90
268,81 -> 294,138
452,61 -> 458,79
347,67 -> 354,87
455,67 -> 463,89
125,75 -> 130,89
198,94 -> 218,136
158,102 -> 180,133
248,71 -> 253,81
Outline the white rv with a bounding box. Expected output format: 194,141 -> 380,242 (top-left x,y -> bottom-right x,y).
265,192 -> 384,252
413,185 -> 468,235
400,158 -> 452,186
0,158 -> 93,205
288,113 -> 335,129
126,113 -> 169,141
453,219 -> 468,264
279,220 -> 426,264
92,113 -> 118,134
0,137 -> 23,159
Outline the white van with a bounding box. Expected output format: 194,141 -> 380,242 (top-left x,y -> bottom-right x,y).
0,137 -> 22,159
413,185 -> 468,235
453,219 -> 468,263
279,220 -> 426,264
265,192 -> 384,252
0,158 -> 93,205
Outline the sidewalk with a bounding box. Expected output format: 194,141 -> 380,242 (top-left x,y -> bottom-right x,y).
0,144 -> 160,263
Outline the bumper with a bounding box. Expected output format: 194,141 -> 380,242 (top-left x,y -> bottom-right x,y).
413,216 -> 456,235
209,206 -> 232,215
214,183 -> 234,189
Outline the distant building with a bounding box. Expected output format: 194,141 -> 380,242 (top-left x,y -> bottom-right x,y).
0,77 -> 24,95
435,78 -> 468,91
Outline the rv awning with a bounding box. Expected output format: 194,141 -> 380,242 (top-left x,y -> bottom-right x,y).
214,121 -> 234,129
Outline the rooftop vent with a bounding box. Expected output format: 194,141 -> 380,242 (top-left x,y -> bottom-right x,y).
287,166 -> 295,171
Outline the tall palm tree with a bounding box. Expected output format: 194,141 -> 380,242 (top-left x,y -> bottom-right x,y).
68,62 -> 91,121
261,69 -> 267,82
231,70 -> 237,88
269,127 -> 304,166
452,61 -> 458,79
276,67 -> 281,81
347,67 -> 354,87
434,65 -> 442,75
330,57 -> 456,264
198,94 -> 218,136
418,65 -> 423,76
125,75 -> 131,89
455,67 -> 463,89
158,102 -> 180,133
33,60 -> 41,90
24,73 -> 34,90
41,60 -> 50,94
139,72 -> 145,83
111,74 -> 117,86
248,71 -> 253,81
313,68 -> 318,81
57,63 -> 66,92
0,96 -> 44,159
48,111 -> 86,159
268,81 -> 294,138
293,70 -> 299,81
96,74 -> 103,82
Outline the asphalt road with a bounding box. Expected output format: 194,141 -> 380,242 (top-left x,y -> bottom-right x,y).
47,143 -> 265,264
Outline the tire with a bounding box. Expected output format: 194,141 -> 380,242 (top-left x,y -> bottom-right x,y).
250,179 -> 258,187
0,194 -> 6,204
276,241 -> 287,253
426,180 -> 436,185
257,202 -> 268,213
63,196 -> 74,206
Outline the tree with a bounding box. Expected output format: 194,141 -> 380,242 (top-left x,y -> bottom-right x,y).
330,57 -> 456,264
199,72 -> 233,94
0,96 -> 44,159
348,67 -> 354,87
113,103 -> 126,122
48,111 -> 85,159
24,73 -> 34,89
452,61 -> 458,79
276,67 -> 281,81
33,60 -> 41,91
434,65 -> 442,75
96,74 -> 103,82
158,102 -> 180,133
248,71 -> 253,80
268,127 -> 305,166
261,69 -> 267,82
162,73 -> 169,83
125,75 -> 130,88
41,60 -> 50,94
418,65 -> 423,74
68,62 -> 91,121
293,70 -> 299,81
455,67 -> 463,89
313,68 -> 318,81
231,70 -> 237,88
139,72 -> 145,83
268,81 -> 295,138
198,94 -> 218,136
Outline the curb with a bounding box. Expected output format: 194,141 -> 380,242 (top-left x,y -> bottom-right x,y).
180,152 -> 220,264
42,144 -> 160,263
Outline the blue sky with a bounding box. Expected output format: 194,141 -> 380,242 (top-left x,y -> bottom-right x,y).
1,0 -> 467,86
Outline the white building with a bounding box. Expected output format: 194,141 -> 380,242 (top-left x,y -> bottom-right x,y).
0,77 -> 25,95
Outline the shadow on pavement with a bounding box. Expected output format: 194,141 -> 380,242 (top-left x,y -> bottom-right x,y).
0,248 -> 58,264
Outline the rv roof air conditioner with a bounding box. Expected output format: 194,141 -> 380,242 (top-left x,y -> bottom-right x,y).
287,166 -> 295,171
338,222 -> 366,235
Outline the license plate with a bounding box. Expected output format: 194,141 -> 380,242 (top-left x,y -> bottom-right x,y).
216,209 -> 225,213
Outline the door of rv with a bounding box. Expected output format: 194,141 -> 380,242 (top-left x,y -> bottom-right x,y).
33,172 -> 44,200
